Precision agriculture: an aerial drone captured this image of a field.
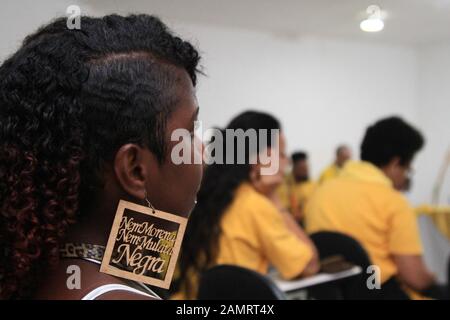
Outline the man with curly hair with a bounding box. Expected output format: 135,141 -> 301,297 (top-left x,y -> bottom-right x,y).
306,117 -> 445,299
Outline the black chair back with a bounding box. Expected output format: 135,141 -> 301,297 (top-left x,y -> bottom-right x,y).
310,231 -> 378,299
311,231 -> 372,269
197,264 -> 286,300
311,231 -> 416,299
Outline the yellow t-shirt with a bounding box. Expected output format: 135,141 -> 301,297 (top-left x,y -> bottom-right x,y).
416,204 -> 450,241
276,174 -> 294,211
217,183 -> 313,279
305,161 -> 423,284
277,178 -> 317,221
318,164 -> 341,184
173,182 -> 314,300
291,181 -> 317,218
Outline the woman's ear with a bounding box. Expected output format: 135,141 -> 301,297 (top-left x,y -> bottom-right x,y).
113,143 -> 150,200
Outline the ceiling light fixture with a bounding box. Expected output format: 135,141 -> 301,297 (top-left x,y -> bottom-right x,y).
360,5 -> 384,33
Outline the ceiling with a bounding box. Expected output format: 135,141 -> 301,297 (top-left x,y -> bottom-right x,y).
84,0 -> 450,46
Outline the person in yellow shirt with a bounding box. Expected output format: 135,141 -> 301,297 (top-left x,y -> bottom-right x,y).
306,117 -> 439,299
277,152 -> 317,223
175,111 -> 320,299
318,145 -> 352,184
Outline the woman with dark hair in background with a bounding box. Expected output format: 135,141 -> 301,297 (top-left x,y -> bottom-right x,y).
176,111 -> 320,299
0,14 -> 202,299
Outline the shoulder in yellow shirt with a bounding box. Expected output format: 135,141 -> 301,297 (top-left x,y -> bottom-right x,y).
306,161 -> 423,284
318,164 -> 340,184
277,176 -> 317,221
217,183 -> 313,280
173,182 -> 314,300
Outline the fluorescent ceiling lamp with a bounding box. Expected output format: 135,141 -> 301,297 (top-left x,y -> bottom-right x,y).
360,5 -> 384,32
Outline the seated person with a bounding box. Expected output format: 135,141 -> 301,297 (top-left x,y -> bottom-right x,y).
175,111 -> 320,299
277,152 -> 317,223
306,117 -> 438,299
318,145 -> 352,184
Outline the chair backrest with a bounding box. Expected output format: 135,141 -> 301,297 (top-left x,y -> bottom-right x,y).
310,231 -> 374,299
197,264 -> 287,300
310,231 -> 372,269
311,231 -> 417,299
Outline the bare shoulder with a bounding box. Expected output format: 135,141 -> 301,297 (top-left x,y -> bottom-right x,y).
95,290 -> 158,300
34,259 -> 156,300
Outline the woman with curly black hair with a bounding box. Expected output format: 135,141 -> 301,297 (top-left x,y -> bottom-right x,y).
0,14 -> 202,299
176,111 -> 320,299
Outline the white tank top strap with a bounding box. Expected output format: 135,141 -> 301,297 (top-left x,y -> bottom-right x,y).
81,284 -> 160,300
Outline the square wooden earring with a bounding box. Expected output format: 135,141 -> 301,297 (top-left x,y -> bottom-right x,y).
100,200 -> 187,289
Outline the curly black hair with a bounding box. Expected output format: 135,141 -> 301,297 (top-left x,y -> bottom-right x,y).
0,14 -> 200,299
361,116 -> 425,167
177,111 -> 281,299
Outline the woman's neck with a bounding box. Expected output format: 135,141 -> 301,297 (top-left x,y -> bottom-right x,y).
64,201 -> 117,246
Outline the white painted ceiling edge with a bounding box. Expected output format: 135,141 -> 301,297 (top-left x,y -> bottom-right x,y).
82,0 -> 450,47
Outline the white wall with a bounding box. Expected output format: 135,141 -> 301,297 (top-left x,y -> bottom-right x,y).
173,23 -> 419,180
0,3 -> 421,183
0,1 -> 420,183
0,0 -> 76,60
412,44 -> 450,283
412,44 -> 450,205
